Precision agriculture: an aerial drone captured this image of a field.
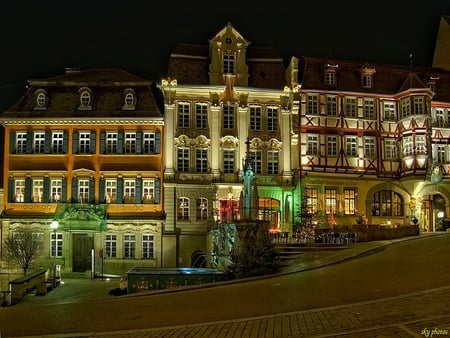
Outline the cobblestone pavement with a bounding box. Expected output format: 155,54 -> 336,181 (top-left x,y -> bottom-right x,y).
6,233 -> 450,338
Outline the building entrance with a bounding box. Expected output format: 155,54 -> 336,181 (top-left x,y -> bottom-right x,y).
72,233 -> 94,272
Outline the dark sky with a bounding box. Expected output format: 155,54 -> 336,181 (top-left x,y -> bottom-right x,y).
1,1 -> 450,111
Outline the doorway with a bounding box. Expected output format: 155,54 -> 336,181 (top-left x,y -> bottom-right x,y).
72,233 -> 94,272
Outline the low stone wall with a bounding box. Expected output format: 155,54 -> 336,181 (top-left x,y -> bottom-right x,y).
350,224 -> 420,242
9,269 -> 49,305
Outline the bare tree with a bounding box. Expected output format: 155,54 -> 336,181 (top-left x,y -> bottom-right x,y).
3,230 -> 42,275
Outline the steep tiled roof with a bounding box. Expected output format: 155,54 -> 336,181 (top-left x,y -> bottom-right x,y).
2,69 -> 164,119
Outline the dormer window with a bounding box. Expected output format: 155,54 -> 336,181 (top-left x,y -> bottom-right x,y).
78,87 -> 92,110
34,89 -> 48,110
122,89 -> 136,110
425,75 -> 439,94
360,65 -> 376,89
323,63 -> 338,86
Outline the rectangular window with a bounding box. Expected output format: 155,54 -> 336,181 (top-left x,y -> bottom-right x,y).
15,179 -> 25,202
385,139 -> 398,160
223,53 -> 235,74
124,132 -> 136,154
362,75 -> 372,88
267,151 -> 279,175
345,97 -> 357,118
177,103 -> 190,128
52,132 -> 64,154
437,145 -> 446,163
123,234 -> 135,258
177,148 -> 190,172
178,197 -> 189,220
364,137 -> 376,158
325,71 -> 335,85
78,180 -> 89,203
343,188 -> 356,215
105,234 -> 117,258
435,109 -> 445,127
345,136 -> 357,157
142,234 -> 154,259
106,132 -> 118,154
383,101 -> 397,121
306,94 -> 319,115
223,149 -> 235,174
34,132 -> 45,154
143,180 -> 155,203
197,198 -> 208,220
51,179 -> 62,202
196,148 -> 208,173
363,98 -> 375,119
307,135 -> 319,155
143,132 -> 156,154
33,179 -> 44,202
195,103 -> 208,129
250,150 -> 262,174
414,96 -> 425,115
403,136 -> 413,156
79,132 -> 91,154
16,132 -> 27,154
267,107 -> 278,132
250,106 -> 262,131
325,188 -> 337,215
223,105 -> 235,129
51,232 -> 63,257
305,188 -> 318,214
416,135 -> 426,154
327,136 -> 338,156
326,96 -> 337,116
105,179 -> 117,203
124,179 -> 135,203
400,98 -> 411,118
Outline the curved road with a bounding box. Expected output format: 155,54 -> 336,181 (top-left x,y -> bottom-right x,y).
2,234 -> 450,337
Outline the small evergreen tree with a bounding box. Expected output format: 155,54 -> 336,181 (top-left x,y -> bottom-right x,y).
3,230 -> 42,275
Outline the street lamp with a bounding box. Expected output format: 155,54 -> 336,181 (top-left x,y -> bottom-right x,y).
50,220 -> 58,288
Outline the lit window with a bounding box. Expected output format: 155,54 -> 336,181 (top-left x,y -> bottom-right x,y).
325,188 -> 337,215
105,179 -> 117,203
142,179 -> 155,203
305,188 -> 318,214
51,179 -> 62,202
15,179 -> 25,202
344,188 -> 356,215
33,179 -> 44,202
124,179 -> 135,203
178,197 -> 189,220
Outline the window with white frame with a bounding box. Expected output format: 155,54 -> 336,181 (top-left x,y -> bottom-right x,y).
403,136 -> 413,156
34,132 -> 45,154
80,91 -> 91,106
326,96 -> 337,116
416,135 -> 427,154
142,131 -> 156,154
124,132 -> 136,154
79,132 -> 91,154
223,53 -> 235,74
106,132 -> 118,153
413,96 -> 425,115
250,106 -> 262,131
400,98 -> 411,118
52,131 -> 64,154
306,94 -> 319,115
267,107 -> 278,132
195,103 -> 208,129
223,149 -> 235,174
78,180 -> 89,203
197,198 -> 208,220
177,103 -> 190,128
325,188 -> 337,215
305,187 -> 318,214
250,149 -> 262,174
327,136 -> 338,156
345,97 -> 357,118
383,101 -> 397,121
437,145 -> 446,163
177,147 -> 190,172
384,139 -> 398,160
344,188 -> 356,215
51,179 -> 62,202
364,137 -> 376,158
267,150 -> 279,175
196,148 -> 208,173
105,234 -> 117,258
345,136 -> 357,157
307,135 -> 319,155
105,179 -> 117,203
223,105 -> 235,129
33,179 -> 44,202
435,109 -> 445,127
15,179 -> 25,202
142,234 -> 154,259
362,74 -> 372,88
124,179 -> 135,202
363,98 -> 375,119
178,197 -> 189,220
124,92 -> 135,106
51,231 -> 63,257
325,71 -> 335,85
142,179 -> 155,203
16,132 -> 27,154
36,92 -> 46,108
123,234 -> 135,258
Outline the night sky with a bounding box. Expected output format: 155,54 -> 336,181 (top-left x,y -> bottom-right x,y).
1,1 -> 450,111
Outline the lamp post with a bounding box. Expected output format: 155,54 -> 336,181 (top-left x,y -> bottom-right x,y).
50,220 -> 58,288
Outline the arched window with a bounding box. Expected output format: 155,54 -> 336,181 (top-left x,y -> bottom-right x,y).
371,190 -> 403,216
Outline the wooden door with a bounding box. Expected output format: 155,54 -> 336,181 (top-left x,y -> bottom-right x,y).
72,234 -> 94,272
